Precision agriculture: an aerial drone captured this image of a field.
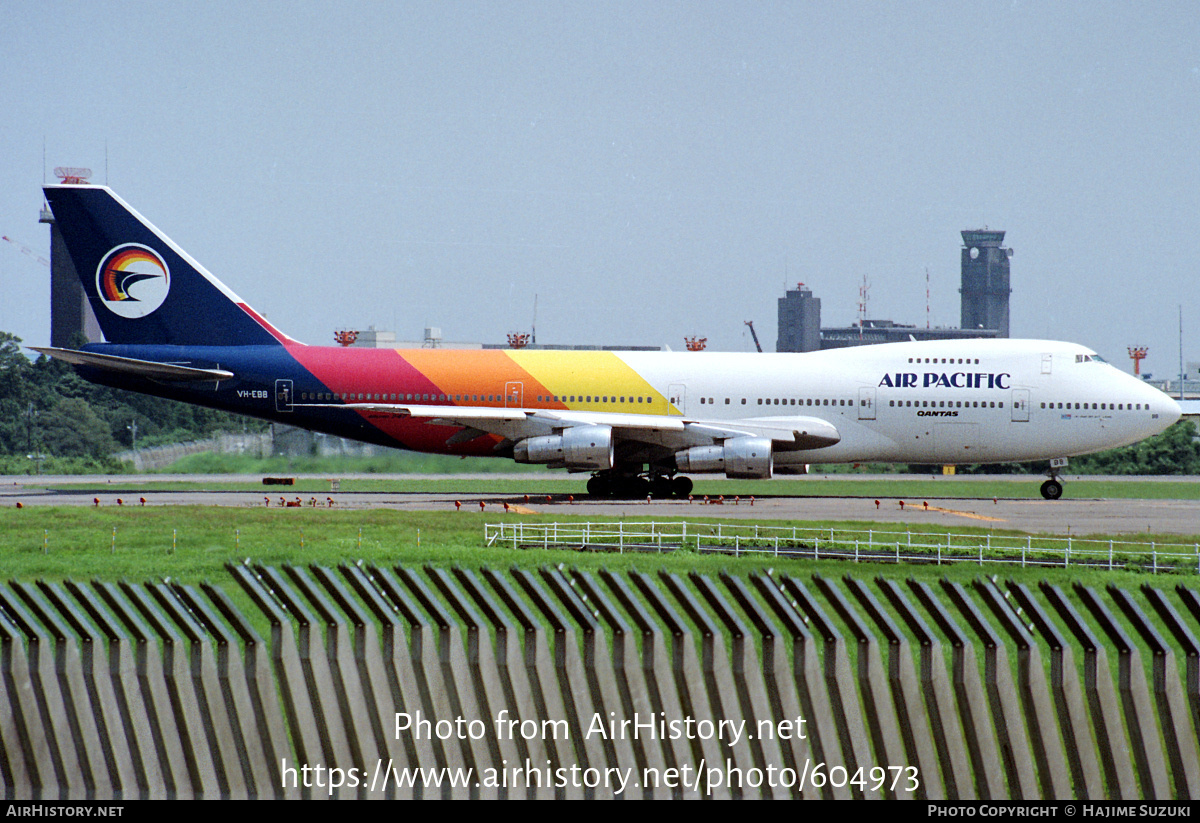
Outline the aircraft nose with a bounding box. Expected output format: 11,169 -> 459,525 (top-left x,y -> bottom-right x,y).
1147,383 -> 1182,428
1165,396 -> 1183,426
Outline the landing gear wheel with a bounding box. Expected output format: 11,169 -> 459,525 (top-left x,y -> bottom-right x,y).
672,476 -> 693,498
1040,479 -> 1063,500
587,475 -> 610,498
649,477 -> 675,499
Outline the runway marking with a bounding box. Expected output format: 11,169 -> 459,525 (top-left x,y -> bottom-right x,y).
923,505 -> 1007,523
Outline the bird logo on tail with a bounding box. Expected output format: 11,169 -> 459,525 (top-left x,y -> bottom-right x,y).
95,244 -> 170,318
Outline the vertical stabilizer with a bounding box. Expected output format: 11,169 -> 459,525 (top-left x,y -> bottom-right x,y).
42,185 -> 291,347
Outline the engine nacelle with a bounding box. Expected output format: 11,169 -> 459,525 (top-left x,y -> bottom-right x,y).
513,435 -> 564,464
514,425 -> 614,470
674,436 -> 773,479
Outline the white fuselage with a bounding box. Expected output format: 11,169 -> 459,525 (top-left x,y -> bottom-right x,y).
613,339 -> 1180,467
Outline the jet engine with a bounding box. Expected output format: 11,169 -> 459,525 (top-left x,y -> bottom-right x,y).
674,436 -> 773,479
513,424 -> 614,470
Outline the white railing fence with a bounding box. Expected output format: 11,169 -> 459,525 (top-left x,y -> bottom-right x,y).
484,520 -> 1200,574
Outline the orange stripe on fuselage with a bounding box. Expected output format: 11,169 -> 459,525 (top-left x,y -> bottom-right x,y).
398,349 -> 563,407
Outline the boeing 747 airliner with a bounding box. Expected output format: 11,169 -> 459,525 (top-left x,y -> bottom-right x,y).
34,184 -> 1181,499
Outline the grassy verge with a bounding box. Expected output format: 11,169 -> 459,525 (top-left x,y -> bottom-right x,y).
154,451 -> 549,475
5,506 -> 1195,585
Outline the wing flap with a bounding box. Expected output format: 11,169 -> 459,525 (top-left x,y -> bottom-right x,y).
312,402 -> 840,450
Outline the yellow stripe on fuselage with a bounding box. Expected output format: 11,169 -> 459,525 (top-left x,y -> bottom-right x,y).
507,350 -> 671,413
396,348 -> 671,413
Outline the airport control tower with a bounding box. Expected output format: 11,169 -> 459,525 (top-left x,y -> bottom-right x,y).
959,229 -> 1011,338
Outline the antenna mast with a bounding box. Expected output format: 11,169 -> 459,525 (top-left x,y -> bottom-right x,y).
857,275 -> 870,340
925,267 -> 931,329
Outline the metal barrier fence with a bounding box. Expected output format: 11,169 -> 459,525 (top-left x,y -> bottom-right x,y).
3,564 -> 1200,799
485,520 -> 1200,574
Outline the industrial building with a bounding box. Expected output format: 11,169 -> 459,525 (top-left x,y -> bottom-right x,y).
40,169 -> 101,347
776,229 -> 1011,352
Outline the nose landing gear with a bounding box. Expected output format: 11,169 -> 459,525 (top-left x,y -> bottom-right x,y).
1040,478 -> 1063,500
1040,457 -> 1068,500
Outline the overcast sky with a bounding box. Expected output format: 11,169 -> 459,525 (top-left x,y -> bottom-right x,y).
2,1 -> 1197,378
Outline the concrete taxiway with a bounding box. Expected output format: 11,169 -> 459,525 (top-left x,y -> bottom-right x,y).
2,473 -> 1198,536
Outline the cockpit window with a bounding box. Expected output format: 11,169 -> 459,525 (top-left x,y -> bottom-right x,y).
1075,353 -> 1106,363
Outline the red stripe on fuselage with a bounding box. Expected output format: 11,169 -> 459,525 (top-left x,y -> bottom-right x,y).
285,345 -> 499,455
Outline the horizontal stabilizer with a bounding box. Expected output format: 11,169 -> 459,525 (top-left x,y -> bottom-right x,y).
31,347 -> 234,382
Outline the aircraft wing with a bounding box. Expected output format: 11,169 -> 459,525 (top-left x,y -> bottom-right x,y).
309,401 -> 840,451
30,347 -> 235,382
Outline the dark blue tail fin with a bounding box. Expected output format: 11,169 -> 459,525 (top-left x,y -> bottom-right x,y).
43,185 -> 289,347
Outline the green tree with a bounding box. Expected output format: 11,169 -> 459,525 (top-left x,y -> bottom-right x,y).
38,397 -> 118,458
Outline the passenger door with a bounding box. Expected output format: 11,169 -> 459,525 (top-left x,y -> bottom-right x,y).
668,383 -> 687,416
504,381 -> 523,408
275,379 -> 293,413
1011,389 -> 1030,422
858,387 -> 876,420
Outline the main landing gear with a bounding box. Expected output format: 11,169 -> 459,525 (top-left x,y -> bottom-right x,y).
1040,457 -> 1068,500
587,470 -> 693,499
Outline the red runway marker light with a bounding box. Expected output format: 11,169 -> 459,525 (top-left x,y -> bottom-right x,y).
899,500 -> 905,509
479,501 -> 486,511
503,502 -> 510,512
546,495 -> 553,503
116,499 -> 123,506
749,496 -> 754,506
923,501 -> 928,510
93,498 -> 99,507
524,495 -> 530,504
875,499 -> 880,509
15,502 -> 22,509
568,495 -> 574,504
140,497 -> 147,506
455,500 -> 462,511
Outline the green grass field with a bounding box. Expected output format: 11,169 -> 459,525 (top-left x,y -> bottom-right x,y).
5,504 -> 1195,584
